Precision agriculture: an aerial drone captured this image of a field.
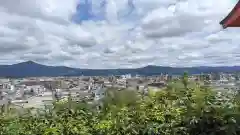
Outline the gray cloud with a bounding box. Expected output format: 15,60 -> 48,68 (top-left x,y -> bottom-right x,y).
0,0 -> 238,68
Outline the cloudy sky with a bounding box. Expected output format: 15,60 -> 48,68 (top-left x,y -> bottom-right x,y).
0,0 -> 239,69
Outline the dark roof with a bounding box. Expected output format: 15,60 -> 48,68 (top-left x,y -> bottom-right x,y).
220,1 -> 240,28
148,82 -> 166,88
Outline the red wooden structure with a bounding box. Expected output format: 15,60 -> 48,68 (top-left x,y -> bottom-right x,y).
220,1 -> 240,29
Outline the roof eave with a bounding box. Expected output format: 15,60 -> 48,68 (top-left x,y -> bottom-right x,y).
220,1 -> 240,28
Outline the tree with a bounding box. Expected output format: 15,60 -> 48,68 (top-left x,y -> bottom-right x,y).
182,71 -> 189,88
234,73 -> 239,81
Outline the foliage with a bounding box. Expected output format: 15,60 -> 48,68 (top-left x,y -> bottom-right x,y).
0,73 -> 240,135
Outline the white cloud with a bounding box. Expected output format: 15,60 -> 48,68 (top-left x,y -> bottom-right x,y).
0,0 -> 239,68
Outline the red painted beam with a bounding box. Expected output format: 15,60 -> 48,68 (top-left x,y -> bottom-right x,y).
220,1 -> 240,29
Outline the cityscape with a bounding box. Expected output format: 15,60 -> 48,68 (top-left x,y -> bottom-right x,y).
0,70 -> 239,112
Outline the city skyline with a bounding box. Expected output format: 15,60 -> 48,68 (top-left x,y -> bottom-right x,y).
0,0 -> 239,68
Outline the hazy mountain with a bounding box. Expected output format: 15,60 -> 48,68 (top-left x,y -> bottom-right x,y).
0,61 -> 239,77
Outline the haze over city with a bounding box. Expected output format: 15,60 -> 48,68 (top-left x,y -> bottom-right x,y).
0,0 -> 239,69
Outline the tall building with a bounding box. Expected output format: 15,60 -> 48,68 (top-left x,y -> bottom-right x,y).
211,72 -> 221,80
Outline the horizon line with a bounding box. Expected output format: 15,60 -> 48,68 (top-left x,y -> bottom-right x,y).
2,60 -> 240,70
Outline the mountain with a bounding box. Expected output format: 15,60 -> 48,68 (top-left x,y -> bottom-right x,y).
0,61 -> 79,77
0,61 -> 240,77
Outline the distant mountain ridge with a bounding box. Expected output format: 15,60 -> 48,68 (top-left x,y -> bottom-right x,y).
0,61 -> 240,77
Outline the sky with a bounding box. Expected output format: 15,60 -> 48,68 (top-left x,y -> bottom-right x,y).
0,0 -> 239,69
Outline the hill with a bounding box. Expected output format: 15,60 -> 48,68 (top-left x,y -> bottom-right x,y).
0,61 -> 240,77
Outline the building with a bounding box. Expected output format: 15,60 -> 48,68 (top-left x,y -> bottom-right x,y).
147,82 -> 166,92
220,1 -> 240,28
93,86 -> 106,101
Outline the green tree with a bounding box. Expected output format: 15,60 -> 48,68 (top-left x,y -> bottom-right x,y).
182,71 -> 189,88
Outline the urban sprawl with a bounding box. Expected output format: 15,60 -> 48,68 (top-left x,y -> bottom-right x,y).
0,73 -> 239,112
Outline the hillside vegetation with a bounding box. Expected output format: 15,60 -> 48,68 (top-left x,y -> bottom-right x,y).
0,73 -> 240,135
